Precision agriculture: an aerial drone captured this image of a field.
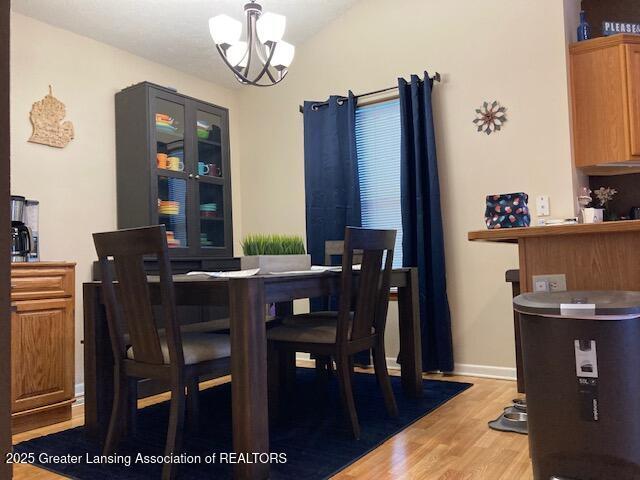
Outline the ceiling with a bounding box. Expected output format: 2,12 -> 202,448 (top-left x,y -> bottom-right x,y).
11,0 -> 359,88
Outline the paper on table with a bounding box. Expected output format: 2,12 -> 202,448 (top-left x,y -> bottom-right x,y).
270,265 -> 360,274
311,265 -> 342,272
186,268 -> 260,278
311,264 -> 361,271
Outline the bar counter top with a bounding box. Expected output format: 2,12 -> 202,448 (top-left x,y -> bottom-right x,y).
467,220 -> 640,243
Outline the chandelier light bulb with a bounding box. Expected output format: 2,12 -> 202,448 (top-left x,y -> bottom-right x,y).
271,41 -> 295,69
209,14 -> 242,46
226,41 -> 249,68
256,12 -> 286,44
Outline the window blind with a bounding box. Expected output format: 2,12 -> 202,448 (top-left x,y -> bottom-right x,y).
355,99 -> 403,268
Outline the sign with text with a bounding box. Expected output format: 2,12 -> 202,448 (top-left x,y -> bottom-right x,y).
603,21 -> 640,36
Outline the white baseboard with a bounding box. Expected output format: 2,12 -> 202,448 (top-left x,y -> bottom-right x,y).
74,383 -> 85,406
71,360 -> 514,409
297,353 -> 514,381
452,363 -> 517,381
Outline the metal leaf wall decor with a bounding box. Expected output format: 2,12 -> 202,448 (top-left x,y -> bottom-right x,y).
473,101 -> 507,135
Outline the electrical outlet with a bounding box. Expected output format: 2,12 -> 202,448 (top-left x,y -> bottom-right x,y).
534,279 -> 549,292
532,274 -> 567,292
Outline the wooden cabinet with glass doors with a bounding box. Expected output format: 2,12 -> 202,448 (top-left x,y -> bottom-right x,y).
115,82 -> 232,257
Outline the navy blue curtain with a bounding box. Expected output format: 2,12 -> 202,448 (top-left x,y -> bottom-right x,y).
398,73 -> 454,373
303,93 -> 361,310
303,94 -> 369,365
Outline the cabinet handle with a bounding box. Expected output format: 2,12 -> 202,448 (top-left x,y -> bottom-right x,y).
188,174 -> 194,179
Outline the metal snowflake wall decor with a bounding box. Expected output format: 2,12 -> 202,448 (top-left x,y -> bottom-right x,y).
473,101 -> 507,135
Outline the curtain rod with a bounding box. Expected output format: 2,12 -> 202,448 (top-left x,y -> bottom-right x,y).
298,72 -> 441,114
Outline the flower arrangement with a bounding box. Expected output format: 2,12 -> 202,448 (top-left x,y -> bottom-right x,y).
593,187 -> 618,208
241,234 -> 306,256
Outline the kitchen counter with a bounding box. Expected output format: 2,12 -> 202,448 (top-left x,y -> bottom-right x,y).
469,219 -> 640,394
468,219 -> 640,243
469,220 -> 640,292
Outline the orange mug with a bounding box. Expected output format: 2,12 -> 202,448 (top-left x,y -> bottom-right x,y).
156,153 -> 168,169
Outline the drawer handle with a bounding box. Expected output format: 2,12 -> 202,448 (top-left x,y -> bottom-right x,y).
10,284 -> 17,289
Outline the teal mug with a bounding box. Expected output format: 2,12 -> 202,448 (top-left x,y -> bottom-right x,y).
198,162 -> 210,176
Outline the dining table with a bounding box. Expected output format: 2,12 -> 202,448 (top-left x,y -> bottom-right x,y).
83,267 -> 423,480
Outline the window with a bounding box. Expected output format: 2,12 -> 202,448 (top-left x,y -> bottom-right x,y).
355,99 -> 403,268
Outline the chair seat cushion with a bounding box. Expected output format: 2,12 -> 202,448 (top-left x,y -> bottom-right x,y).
181,318 -> 230,333
267,318 -> 341,344
268,312 -> 360,344
126,332 -> 230,365
282,311 -> 338,327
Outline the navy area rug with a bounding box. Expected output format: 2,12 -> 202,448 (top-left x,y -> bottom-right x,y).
15,369 -> 471,479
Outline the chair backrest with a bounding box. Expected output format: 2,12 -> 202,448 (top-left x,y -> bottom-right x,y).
93,225 -> 184,367
324,240 -> 363,266
336,227 -> 396,345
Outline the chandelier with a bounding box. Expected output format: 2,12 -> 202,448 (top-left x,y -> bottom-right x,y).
209,1 -> 295,87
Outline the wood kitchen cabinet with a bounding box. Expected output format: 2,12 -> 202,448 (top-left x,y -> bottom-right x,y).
10,262 -> 75,433
570,34 -> 640,174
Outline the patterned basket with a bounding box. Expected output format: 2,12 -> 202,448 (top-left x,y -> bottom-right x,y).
485,193 -> 530,229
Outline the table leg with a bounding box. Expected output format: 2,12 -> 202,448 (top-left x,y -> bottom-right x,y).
397,268 -> 423,397
274,301 -> 296,388
229,277 -> 270,480
83,284 -> 114,443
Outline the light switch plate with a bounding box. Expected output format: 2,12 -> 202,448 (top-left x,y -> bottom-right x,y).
532,274 -> 567,292
536,195 -> 550,217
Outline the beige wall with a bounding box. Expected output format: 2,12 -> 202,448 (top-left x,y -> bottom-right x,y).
238,0 -> 576,372
10,0 -> 580,385
10,13 -> 243,387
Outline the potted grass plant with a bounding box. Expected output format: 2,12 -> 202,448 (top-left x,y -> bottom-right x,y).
240,234 -> 310,273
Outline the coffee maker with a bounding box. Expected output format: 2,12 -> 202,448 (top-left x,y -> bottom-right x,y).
24,199 -> 40,261
11,195 -> 34,263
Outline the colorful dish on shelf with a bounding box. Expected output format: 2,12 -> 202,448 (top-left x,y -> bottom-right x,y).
156,113 -> 179,134
197,120 -> 211,139
159,200 -> 180,215
166,230 -> 181,248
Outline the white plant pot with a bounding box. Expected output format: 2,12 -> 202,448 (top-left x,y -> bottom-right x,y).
241,254 -> 311,274
582,208 -> 604,224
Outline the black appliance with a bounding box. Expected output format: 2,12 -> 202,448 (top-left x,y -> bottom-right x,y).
11,195 -> 33,263
630,206 -> 640,220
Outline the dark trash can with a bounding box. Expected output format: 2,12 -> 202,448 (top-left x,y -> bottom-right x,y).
514,291 -> 640,480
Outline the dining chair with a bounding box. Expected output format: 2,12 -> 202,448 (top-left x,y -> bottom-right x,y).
324,240 -> 363,266
311,240 -> 365,373
93,225 -> 231,480
267,227 -> 399,439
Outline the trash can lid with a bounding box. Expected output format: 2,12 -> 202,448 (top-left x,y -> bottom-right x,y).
514,291 -> 640,319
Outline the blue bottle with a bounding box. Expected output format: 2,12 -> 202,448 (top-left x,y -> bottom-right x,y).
577,11 -> 591,41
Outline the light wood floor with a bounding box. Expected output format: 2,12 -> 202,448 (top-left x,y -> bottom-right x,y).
12,370 -> 532,480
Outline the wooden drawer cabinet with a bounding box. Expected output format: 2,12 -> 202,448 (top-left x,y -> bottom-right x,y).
570,34 -> 640,174
10,263 -> 75,433
11,266 -> 74,300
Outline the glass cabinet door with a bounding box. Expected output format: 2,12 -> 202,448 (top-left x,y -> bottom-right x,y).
195,110 -> 223,179
154,97 -> 189,250
155,98 -> 186,174
198,182 -> 225,249
193,106 -> 229,254
157,176 -> 188,249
